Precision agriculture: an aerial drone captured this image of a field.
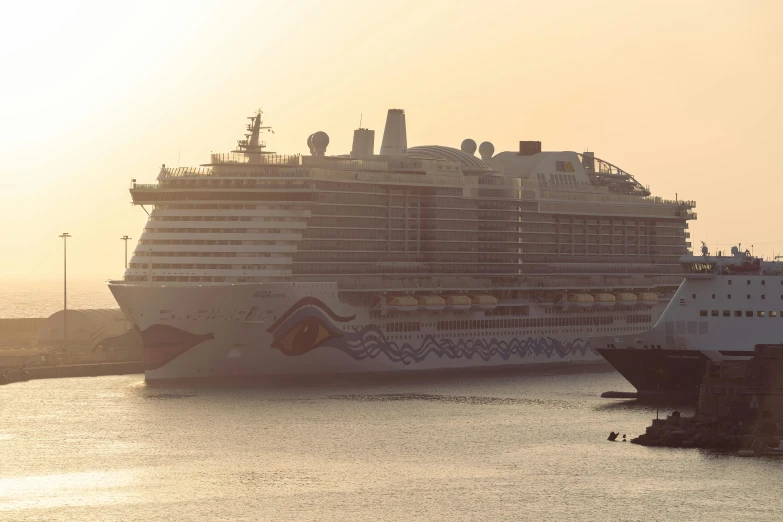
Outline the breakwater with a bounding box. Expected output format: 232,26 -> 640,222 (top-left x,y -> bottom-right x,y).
1,361 -> 143,384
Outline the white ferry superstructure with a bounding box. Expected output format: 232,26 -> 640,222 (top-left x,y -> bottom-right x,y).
592,245 -> 783,399
108,108 -> 695,381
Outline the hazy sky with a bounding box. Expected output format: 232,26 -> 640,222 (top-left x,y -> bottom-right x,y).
0,0 -> 781,281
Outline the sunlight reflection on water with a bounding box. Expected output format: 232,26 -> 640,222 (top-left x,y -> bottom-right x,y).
0,371 -> 780,521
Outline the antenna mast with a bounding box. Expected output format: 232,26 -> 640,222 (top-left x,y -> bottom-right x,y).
233,108 -> 273,155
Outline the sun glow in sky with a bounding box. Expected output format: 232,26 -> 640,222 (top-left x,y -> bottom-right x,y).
0,0 -> 781,281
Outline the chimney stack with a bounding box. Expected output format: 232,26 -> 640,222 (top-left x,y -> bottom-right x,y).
351,128 -> 375,157
380,109 -> 407,156
519,141 -> 541,156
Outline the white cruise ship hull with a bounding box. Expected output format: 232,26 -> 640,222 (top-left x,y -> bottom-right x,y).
109,281 -> 666,381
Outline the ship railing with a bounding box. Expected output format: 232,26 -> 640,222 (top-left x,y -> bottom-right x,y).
158,166 -> 213,178
210,153 -> 301,166
310,168 -> 468,187
303,156 -> 463,174
524,177 -> 695,208
334,274 -> 684,291
338,277 -> 492,290
303,157 -> 393,171
538,188 -> 695,208
133,183 -> 157,189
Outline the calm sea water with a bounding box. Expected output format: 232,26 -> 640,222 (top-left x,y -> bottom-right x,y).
0,280 -> 118,318
0,368 -> 780,521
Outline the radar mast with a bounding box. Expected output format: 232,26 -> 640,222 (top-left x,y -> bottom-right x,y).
233,109 -> 274,155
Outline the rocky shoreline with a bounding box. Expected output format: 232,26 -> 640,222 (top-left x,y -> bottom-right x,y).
631,344 -> 783,454
631,412 -> 752,450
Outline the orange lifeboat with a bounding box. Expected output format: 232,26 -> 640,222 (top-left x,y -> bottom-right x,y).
445,295 -> 472,312
417,295 -> 446,312
614,292 -> 638,307
386,295 -> 418,313
470,295 -> 498,311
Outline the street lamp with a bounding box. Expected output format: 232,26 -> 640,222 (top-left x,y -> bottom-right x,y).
58,232 -> 71,348
121,235 -> 132,269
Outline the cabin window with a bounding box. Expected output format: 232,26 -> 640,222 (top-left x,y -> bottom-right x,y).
747,280 -> 751,285
728,280 -> 733,285
762,295 -> 766,300
734,311 -> 742,317
762,280 -> 766,285
723,310 -> 730,317
712,294 -> 716,299
746,311 -> 753,317
758,311 -> 766,317
692,293 -> 696,299
770,311 -> 777,317
747,295 -> 751,300
728,294 -> 732,299
711,310 -> 719,317
699,310 -> 707,317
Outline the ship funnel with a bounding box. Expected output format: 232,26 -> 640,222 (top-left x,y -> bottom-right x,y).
518,141 -> 542,156
380,109 -> 407,156
351,128 -> 375,157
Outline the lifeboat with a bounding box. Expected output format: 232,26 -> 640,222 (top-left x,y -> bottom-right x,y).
386,295 -> 418,313
614,292 -> 638,307
470,294 -> 498,311
568,293 -> 595,308
417,295 -> 446,312
637,292 -> 658,305
592,293 -> 616,308
445,295 -> 472,312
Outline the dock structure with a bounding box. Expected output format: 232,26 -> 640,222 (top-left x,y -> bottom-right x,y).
0,309 -> 142,385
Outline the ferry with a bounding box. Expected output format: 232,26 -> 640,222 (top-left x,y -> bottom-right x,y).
592,244 -> 783,399
108,108 -> 695,381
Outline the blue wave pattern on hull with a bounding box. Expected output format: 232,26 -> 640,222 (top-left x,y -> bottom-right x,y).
335,326 -> 592,365
265,299 -> 595,365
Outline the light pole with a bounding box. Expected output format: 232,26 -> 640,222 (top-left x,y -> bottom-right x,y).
59,232 -> 71,348
121,235 -> 132,269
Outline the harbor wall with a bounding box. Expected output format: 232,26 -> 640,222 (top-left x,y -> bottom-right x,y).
698,344 -> 783,420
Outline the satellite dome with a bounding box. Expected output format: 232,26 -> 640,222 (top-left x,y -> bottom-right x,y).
312,131 -> 329,149
306,134 -> 314,153
461,139 -> 477,155
478,141 -> 495,160
311,131 -> 329,156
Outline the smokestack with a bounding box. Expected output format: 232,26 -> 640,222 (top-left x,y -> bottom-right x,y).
351,128 -> 375,157
518,141 -> 541,155
380,109 -> 407,156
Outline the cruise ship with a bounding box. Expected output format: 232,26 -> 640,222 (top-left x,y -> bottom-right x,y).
108,108 -> 695,381
592,244 -> 783,400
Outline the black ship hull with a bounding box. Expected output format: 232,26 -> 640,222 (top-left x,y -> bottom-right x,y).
596,348 -> 752,402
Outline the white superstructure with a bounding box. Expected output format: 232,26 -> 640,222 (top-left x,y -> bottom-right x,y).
109,108 -> 695,381
592,245 -> 783,398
